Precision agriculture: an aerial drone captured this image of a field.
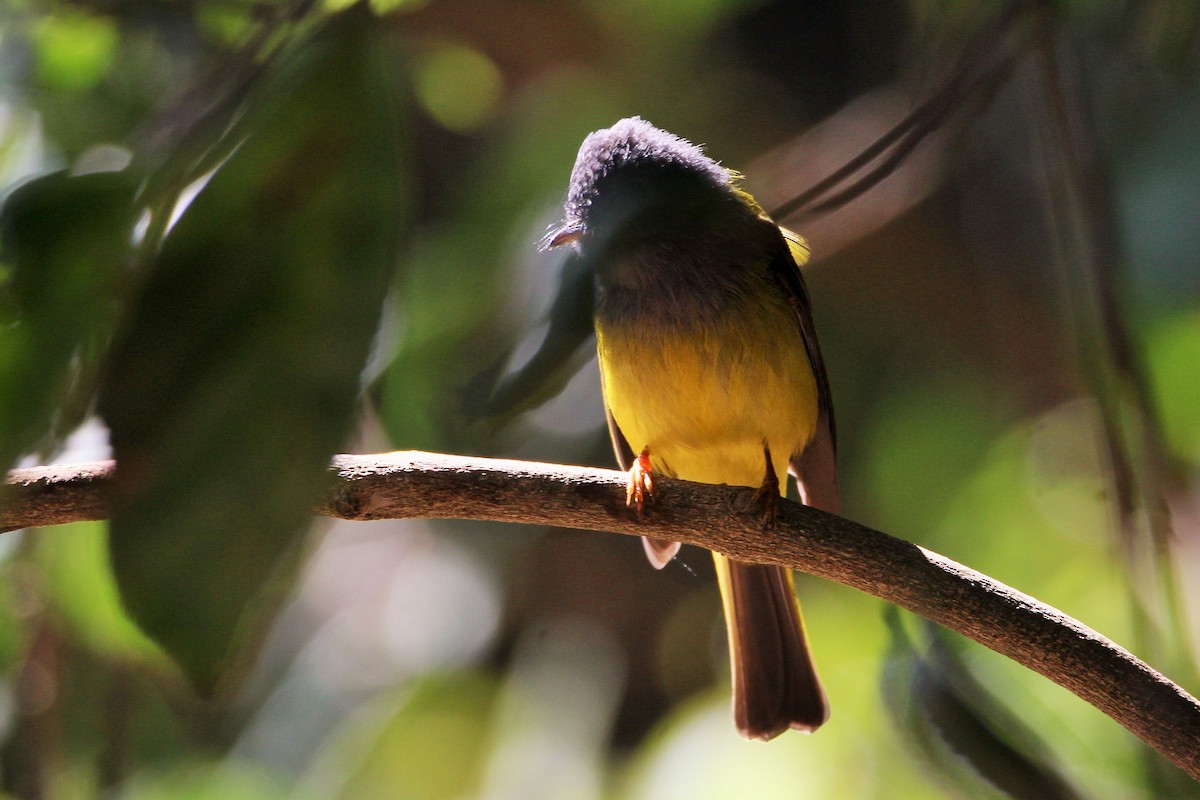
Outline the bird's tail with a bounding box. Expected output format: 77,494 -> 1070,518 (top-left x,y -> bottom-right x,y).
713,553 -> 829,740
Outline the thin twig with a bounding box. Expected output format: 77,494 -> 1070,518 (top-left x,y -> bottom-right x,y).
2,451 -> 1198,779
769,0 -> 1033,223
794,55 -> 1016,221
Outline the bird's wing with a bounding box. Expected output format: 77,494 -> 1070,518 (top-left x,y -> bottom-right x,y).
771,226 -> 841,515
605,404 -> 636,471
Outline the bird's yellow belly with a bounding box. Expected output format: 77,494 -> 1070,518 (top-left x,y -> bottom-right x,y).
597,309 -> 818,490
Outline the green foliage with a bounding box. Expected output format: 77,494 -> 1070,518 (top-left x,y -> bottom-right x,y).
1145,308 -> 1200,462
30,9 -> 118,93
121,761 -> 288,799
97,7 -> 411,692
0,170 -> 140,471
882,610 -> 1085,800
305,673 -> 498,799
33,522 -> 162,661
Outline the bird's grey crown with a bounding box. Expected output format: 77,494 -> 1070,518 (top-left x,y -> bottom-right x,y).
563,117 -> 731,226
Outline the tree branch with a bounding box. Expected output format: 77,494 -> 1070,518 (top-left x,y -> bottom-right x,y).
3,450 -> 1199,779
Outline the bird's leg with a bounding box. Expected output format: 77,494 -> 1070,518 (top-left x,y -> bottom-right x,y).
626,448 -> 654,513
752,444 -> 779,529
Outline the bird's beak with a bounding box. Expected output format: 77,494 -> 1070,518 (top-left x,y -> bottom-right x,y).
541,225 -> 584,250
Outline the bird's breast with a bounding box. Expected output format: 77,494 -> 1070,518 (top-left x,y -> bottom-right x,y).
595,282 -> 818,488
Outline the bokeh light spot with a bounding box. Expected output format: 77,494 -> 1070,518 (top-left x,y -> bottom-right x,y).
414,42 -> 503,133
32,11 -> 117,92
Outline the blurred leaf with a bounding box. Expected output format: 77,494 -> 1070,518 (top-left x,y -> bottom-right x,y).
382,107 -> 622,451
98,6 -> 412,693
33,522 -> 163,662
1145,308 -> 1200,463
123,760 -> 287,800
303,672 -> 497,800
0,169 -> 140,471
375,220 -> 509,450
375,71 -> 620,453
882,609 -> 1087,800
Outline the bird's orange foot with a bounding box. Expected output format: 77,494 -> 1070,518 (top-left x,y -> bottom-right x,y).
752,445 -> 780,529
626,449 -> 654,513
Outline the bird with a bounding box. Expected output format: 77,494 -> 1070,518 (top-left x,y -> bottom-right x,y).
543,117 -> 840,740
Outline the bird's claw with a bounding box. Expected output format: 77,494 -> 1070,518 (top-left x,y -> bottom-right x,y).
751,483 -> 779,529
753,445 -> 780,529
626,449 -> 654,513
